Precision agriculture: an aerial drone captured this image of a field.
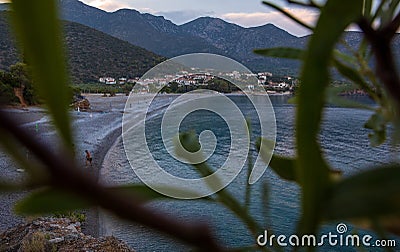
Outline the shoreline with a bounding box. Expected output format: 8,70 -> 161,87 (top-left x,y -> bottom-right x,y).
0,94 -> 129,239
81,124 -> 123,238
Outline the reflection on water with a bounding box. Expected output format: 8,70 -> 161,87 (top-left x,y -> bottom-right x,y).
100,95 -> 398,251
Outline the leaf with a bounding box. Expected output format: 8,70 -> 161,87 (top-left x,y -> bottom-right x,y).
256,137 -> 297,182
108,184 -> 209,202
323,165 -> 400,220
0,180 -> 26,192
363,0 -> 373,19
245,119 -> 252,210
364,111 -> 387,146
332,57 -> 376,98
15,184 -> 193,215
254,47 -> 305,60
326,86 -> 374,110
269,155 -> 297,182
11,0 -> 73,148
256,138 -> 342,183
177,132 -> 262,237
15,188 -> 90,215
296,0 -> 363,234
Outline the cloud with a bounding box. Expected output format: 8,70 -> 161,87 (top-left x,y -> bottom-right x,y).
82,0 -> 126,12
137,7 -> 158,14
221,8 -> 319,36
156,10 -> 215,24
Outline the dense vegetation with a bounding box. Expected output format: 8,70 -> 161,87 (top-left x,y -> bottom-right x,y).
0,63 -> 38,105
0,11 -> 165,84
71,83 -> 135,95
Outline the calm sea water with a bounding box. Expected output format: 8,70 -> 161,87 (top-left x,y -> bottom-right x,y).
100,95 -> 398,251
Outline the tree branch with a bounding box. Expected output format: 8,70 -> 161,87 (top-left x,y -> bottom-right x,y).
0,110 -> 224,252
358,18 -> 400,110
287,0 -> 320,9
382,12 -> 400,38
263,1 -> 314,31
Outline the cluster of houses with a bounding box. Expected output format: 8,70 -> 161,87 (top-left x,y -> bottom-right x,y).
98,71 -> 295,93
98,77 -> 139,85
174,73 -> 214,86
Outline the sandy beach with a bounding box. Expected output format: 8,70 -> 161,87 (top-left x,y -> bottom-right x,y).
0,94 -> 130,237
0,93 -> 180,243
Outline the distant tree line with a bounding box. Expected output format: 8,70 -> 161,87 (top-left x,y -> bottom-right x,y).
71,83 -> 135,96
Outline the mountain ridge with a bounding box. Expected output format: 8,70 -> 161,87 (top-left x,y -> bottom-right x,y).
0,11 -> 165,83
1,0 -> 399,76
53,0 -> 302,72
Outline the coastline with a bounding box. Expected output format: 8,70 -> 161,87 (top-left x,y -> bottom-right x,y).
0,93 -> 179,246
0,94 -> 129,238
81,125 -> 123,237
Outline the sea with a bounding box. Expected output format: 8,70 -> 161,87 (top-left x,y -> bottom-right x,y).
99,95 -> 399,251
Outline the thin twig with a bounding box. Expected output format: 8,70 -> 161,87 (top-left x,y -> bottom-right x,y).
287,0 -> 320,9
0,111 -> 225,252
263,1 -> 314,31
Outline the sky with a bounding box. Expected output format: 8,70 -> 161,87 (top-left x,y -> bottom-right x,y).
77,0 -> 319,37
0,0 -> 320,36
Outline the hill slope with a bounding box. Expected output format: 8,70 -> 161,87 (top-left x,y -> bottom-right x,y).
0,11 -> 165,83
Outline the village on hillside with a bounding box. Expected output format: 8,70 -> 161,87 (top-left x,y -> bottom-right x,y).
98,71 -> 297,94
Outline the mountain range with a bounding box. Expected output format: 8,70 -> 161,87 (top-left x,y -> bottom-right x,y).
1,0 -> 399,83
57,0 -> 303,73
0,11 -> 164,83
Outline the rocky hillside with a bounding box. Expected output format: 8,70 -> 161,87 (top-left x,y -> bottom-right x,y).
0,217 -> 134,251
0,11 -> 165,83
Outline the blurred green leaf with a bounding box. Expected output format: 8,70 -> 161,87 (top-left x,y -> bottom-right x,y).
256,138 -> 342,183
15,188 -> 90,215
0,129 -> 47,182
269,155 -> 297,182
16,184 -> 206,215
295,0 -> 363,234
363,0 -> 373,19
365,111 -> 387,146
254,47 -> 305,60
333,50 -> 358,65
11,0 -> 73,148
371,0 -> 387,23
176,131 -> 262,238
109,184 -> 209,202
0,180 -> 26,192
256,137 -> 297,182
333,58 -> 376,98
324,165 -> 400,220
326,86 -> 374,110
245,119 -> 252,210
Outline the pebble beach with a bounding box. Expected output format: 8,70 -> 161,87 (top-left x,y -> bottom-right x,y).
0,94 -> 130,236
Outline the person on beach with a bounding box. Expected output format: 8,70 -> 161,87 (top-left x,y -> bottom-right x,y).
85,150 -> 93,167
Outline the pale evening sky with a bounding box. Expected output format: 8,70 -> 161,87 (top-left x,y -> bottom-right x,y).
0,0 -> 321,37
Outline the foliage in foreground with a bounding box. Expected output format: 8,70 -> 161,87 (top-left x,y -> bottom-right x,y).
0,0 -> 400,252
